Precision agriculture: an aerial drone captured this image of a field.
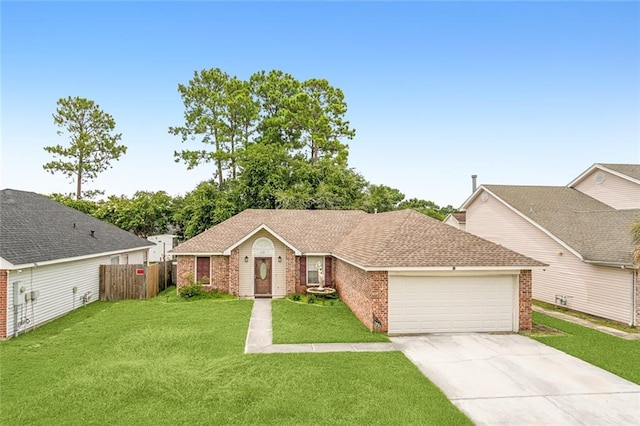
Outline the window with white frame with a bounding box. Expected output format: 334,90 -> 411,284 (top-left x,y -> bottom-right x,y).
306,256 -> 323,285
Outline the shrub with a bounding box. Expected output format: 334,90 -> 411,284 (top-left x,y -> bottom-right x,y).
292,294 -> 301,302
307,294 -> 316,304
178,283 -> 205,299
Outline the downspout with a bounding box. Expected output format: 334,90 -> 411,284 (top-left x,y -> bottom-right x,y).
633,269 -> 637,327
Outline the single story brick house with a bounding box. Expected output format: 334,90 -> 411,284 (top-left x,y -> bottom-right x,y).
172,209 -> 544,334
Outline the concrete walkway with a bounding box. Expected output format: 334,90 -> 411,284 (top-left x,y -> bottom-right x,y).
533,305 -> 640,340
244,299 -> 397,354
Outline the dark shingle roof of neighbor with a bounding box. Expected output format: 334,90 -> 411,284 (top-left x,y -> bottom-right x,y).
483,185 -> 638,265
172,208 -> 544,269
0,189 -> 154,266
599,163 -> 640,180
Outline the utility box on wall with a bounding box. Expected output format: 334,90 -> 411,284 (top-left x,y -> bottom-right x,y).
13,282 -> 23,306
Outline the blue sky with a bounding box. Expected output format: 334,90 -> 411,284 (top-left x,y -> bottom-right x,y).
2,1 -> 639,207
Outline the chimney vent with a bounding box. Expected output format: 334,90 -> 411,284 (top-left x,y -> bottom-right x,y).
471,175 -> 478,193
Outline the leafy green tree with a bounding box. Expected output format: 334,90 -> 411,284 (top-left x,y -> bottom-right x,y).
398,198 -> 456,221
249,71 -> 355,163
43,96 -> 126,200
361,184 -> 405,213
170,68 -> 259,185
298,78 -> 355,163
237,143 -> 291,209
94,191 -> 176,237
48,193 -> 99,215
175,181 -> 240,239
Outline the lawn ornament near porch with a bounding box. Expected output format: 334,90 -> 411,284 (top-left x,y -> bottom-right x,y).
306,260 -> 336,296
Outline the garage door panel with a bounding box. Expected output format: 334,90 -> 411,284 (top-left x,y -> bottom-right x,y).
389,275 -> 515,334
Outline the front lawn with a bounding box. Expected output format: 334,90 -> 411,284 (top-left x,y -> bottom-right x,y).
271,298 -> 389,344
1,296 -> 469,425
532,312 -> 640,385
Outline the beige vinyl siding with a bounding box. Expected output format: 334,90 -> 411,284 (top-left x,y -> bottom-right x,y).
238,229 -> 286,297
573,169 -> 640,209
127,250 -> 146,264
466,191 -> 634,324
444,216 -> 465,231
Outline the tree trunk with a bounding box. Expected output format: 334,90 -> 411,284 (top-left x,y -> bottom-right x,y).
231,136 -> 236,180
76,159 -> 83,200
216,140 -> 223,186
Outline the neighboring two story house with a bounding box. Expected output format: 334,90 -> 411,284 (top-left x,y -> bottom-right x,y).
459,164 -> 639,326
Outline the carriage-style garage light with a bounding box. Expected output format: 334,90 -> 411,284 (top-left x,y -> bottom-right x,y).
278,256 -> 282,263
244,256 -> 249,263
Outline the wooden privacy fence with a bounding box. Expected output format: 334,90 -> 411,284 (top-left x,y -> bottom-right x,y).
99,262 -> 174,301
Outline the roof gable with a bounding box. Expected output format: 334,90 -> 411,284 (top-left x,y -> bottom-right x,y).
0,189 -> 153,266
469,185 -> 637,266
568,163 -> 640,187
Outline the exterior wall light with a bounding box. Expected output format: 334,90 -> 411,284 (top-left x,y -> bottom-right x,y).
244,256 -> 249,263
278,256 -> 282,263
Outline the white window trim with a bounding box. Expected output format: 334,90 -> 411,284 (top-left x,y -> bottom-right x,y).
306,256 -> 323,286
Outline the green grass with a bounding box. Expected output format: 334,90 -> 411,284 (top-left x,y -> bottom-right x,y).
1,296 -> 470,425
533,299 -> 639,334
532,312 -> 640,384
271,298 -> 389,344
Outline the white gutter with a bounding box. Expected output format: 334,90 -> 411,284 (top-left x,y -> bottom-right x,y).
331,253 -> 545,272
2,246 -> 152,270
582,260 -> 636,269
171,252 -> 224,256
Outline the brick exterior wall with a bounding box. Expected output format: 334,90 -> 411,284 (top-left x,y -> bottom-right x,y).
0,270 -> 7,339
177,256 -> 195,288
294,256 -> 304,294
210,256 -> 229,293
285,248 -> 296,294
335,259 -> 389,332
370,271 -> 388,331
228,249 -> 239,295
519,270 -> 532,331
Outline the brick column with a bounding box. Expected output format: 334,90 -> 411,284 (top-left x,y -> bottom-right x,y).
176,256 -> 195,288
519,270 -> 532,331
212,256 -> 230,293
0,270 -> 7,339
370,271 -> 389,332
285,248 -> 296,295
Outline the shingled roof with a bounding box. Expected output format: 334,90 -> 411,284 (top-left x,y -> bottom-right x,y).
482,185 -> 638,266
599,164 -> 640,181
172,208 -> 544,269
0,189 -> 153,266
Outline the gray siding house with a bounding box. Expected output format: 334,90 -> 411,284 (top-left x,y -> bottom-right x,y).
0,189 -> 153,338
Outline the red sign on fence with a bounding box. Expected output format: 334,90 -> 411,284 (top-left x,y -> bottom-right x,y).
136,268 -> 144,275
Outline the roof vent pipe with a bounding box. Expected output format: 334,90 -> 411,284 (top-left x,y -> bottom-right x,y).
471,175 -> 478,193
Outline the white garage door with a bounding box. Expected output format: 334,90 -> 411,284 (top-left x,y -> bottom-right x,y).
388,275 -> 516,334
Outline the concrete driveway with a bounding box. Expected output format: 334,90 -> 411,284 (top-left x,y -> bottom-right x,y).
391,334 -> 640,425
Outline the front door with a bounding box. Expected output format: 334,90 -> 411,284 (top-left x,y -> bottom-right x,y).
254,257 -> 272,297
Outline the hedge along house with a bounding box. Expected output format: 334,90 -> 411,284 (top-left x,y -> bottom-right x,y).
0,189 -> 154,339
172,209 -> 544,334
